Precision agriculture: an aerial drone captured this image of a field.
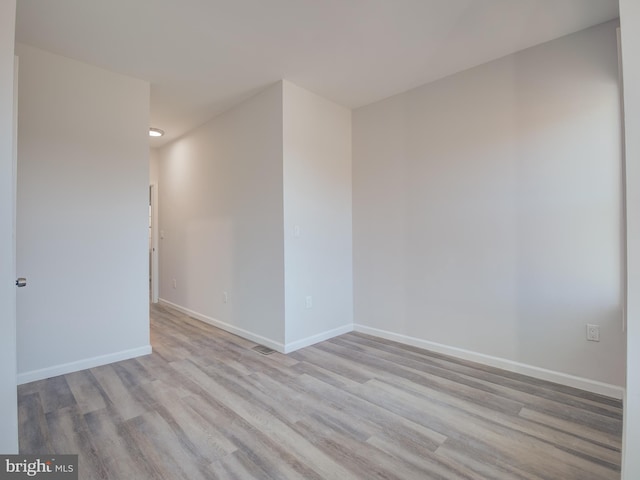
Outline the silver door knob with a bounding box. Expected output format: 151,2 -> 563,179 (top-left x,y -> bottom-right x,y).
16,278 -> 27,287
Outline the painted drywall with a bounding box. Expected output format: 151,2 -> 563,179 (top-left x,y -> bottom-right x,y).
353,21 -> 624,390
157,83 -> 286,347
0,0 -> 18,454
620,1 -> 640,477
16,44 -> 151,382
282,81 -> 353,348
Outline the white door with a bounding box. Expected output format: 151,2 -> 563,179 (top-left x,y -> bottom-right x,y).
0,52 -> 19,454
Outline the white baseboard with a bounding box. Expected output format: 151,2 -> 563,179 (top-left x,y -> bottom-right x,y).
159,299 -> 353,354
284,324 -> 354,353
154,300 -> 624,399
354,324 -> 624,400
159,298 -> 286,353
17,345 -> 152,385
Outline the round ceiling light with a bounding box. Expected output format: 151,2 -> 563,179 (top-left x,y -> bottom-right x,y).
149,128 -> 164,137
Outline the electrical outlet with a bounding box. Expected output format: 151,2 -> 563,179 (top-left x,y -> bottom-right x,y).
172,278 -> 177,289
223,291 -> 228,303
586,324 -> 600,342
305,295 -> 313,309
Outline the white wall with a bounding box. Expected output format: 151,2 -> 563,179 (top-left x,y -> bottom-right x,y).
620,1 -> 640,477
16,44 -> 151,382
353,21 -> 624,394
158,83 -> 286,347
282,81 -> 353,349
0,0 -> 17,454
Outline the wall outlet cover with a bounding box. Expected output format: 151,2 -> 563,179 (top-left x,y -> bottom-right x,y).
586,324 -> 600,342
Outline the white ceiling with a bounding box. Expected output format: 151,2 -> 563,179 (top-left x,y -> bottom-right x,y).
15,0 -> 619,146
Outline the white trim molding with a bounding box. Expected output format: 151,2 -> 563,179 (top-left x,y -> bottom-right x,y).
160,299 -> 353,354
354,324 -> 625,400
155,299 -> 624,399
17,345 -> 152,385
284,324 -> 354,353
150,183 -> 159,304
159,298 -> 286,353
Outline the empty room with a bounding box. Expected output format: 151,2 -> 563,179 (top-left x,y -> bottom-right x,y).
1,1 -> 640,479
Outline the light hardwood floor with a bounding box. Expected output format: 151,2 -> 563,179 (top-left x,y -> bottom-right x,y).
18,303 -> 623,479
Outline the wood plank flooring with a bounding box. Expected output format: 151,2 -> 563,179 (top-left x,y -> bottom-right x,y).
18,303 -> 623,479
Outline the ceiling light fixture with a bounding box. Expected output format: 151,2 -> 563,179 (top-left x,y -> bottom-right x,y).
149,128 -> 164,137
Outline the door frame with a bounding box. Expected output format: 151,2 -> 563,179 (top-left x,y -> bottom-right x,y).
150,183 -> 159,303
